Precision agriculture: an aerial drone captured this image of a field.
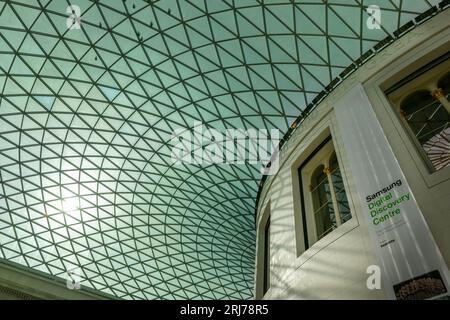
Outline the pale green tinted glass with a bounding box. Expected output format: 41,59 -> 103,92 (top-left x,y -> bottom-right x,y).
0,0 -> 440,299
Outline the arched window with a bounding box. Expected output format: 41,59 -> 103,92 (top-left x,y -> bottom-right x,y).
400,90 -> 447,145
424,73 -> 450,171
300,138 -> 353,247
311,165 -> 336,239
388,63 -> 450,172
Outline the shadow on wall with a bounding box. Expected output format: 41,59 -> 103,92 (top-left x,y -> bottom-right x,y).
263,166 -> 378,300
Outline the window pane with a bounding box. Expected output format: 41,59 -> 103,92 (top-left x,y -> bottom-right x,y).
402,91 -> 450,171
311,166 -> 336,239
330,153 -> 352,224
263,219 -> 270,294
438,72 -> 450,94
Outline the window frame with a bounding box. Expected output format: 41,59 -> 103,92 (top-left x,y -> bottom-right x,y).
255,202 -> 271,299
298,136 -> 352,249
385,54 -> 450,173
262,218 -> 270,295
364,38 -> 450,189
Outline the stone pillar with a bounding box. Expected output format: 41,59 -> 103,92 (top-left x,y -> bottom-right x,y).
323,166 -> 342,227
431,88 -> 450,114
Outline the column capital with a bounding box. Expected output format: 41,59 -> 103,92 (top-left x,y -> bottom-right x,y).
323,167 -> 334,176
431,88 -> 445,100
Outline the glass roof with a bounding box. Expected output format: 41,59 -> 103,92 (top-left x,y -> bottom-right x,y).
0,0 -> 441,299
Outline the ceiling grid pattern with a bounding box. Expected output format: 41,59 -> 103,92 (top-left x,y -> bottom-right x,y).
0,0 -> 441,299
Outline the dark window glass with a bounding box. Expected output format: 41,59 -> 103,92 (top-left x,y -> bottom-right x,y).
263,219 -> 270,294
401,89 -> 450,171
330,153 -> 352,224
438,72 -> 450,94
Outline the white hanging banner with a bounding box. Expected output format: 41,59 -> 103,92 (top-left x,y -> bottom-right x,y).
334,84 -> 450,300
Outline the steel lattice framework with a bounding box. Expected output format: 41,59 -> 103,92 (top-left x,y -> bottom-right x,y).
0,0 -> 442,299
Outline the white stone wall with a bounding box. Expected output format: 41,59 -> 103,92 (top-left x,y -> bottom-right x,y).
254,11 -> 450,300
0,259 -> 113,300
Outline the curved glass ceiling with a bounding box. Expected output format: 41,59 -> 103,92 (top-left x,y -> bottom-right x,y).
0,1 -> 440,299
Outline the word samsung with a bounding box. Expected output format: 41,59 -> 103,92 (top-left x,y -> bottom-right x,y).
366,179 -> 402,202
171,122 -> 280,175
